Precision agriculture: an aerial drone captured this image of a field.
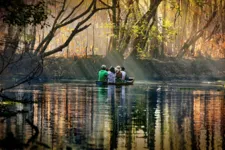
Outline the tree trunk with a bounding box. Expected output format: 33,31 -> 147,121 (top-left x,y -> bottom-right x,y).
177,9 -> 217,58
127,0 -> 162,60
160,1 -> 167,58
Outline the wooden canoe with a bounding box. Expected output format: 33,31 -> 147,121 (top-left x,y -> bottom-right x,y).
96,78 -> 134,86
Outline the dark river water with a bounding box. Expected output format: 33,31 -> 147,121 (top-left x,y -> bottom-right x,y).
0,81 -> 225,150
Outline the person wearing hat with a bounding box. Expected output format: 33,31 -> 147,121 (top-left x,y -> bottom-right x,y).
115,65 -> 122,82
98,64 -> 108,82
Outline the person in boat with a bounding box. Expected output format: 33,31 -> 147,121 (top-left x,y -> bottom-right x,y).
115,66 -> 122,82
107,66 -> 116,84
121,66 -> 129,81
98,65 -> 108,82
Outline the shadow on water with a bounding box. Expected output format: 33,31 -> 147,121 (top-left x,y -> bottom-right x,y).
0,82 -> 225,149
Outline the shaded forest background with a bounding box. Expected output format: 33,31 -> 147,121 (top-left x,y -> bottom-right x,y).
40,57 -> 225,81
0,1 -> 225,149
1,0 -> 225,90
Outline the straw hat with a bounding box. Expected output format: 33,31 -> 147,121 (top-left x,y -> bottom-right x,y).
115,65 -> 121,72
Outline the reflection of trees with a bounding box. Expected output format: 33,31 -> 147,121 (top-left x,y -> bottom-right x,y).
152,87 -> 225,150
33,83 -> 112,149
153,88 -> 195,150
193,90 -> 225,150
118,86 -> 127,133
115,86 -> 153,149
108,85 -> 118,150
1,84 -> 225,149
147,89 -> 157,149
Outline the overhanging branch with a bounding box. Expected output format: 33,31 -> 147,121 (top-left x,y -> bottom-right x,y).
42,24 -> 91,58
36,0 -> 112,57
60,0 -> 84,24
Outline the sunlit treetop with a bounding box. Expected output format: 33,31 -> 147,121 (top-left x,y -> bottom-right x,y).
0,0 -> 48,26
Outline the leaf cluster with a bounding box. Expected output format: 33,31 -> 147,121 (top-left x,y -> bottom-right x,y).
0,0 -> 48,26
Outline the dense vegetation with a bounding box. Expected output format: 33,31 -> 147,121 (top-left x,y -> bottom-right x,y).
0,1 -> 224,149
0,0 -> 225,96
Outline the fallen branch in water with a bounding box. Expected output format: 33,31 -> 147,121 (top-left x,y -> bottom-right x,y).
0,104 -> 29,122
0,93 -> 38,104
0,119 -> 50,149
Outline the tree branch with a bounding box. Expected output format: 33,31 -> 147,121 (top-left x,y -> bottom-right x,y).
34,0 -> 67,55
176,10 -> 217,58
42,24 -> 91,57
99,0 -> 112,8
60,0 -> 84,24
57,0 -> 96,28
36,0 -> 112,56
52,0 -> 67,27
2,60 -> 43,91
35,0 -> 96,55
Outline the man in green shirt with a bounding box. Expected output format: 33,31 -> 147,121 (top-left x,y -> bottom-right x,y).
98,65 -> 108,82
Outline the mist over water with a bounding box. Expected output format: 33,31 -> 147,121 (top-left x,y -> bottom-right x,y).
0,82 -> 225,149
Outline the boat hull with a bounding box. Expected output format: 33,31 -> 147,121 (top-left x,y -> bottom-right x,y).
96,79 -> 134,86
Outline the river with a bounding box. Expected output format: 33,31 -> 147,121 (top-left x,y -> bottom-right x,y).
0,81 -> 225,150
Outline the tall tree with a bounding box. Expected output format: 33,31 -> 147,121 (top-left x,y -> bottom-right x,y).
106,0 -> 162,60
176,0 -> 219,58
127,0 -> 162,59
0,0 -> 112,99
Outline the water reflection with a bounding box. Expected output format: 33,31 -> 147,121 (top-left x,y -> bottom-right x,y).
0,83 -> 225,149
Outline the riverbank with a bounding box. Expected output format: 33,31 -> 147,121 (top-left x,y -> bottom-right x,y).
40,57 -> 225,81
1,57 -> 224,82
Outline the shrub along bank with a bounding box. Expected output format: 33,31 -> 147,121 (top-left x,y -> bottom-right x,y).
41,57 -> 225,81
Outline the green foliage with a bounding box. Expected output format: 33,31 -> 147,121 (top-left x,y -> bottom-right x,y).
133,17 -> 176,59
168,0 -> 181,11
162,19 -> 177,40
131,21 -> 148,37
22,34 -> 35,43
195,0 -> 205,7
131,25 -> 141,36
0,0 -> 48,26
100,23 -> 114,29
149,20 -> 176,42
136,44 -> 150,59
148,25 -> 159,41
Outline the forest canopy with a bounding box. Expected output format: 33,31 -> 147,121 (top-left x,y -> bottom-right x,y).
1,0 -> 223,59
0,0 -> 48,26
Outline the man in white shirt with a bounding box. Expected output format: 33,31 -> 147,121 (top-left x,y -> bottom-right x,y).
121,66 -> 127,81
